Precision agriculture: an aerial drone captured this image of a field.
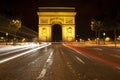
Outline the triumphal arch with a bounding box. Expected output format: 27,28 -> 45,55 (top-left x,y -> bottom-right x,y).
37,7 -> 76,42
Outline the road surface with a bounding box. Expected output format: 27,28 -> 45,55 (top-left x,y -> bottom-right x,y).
0,43 -> 120,80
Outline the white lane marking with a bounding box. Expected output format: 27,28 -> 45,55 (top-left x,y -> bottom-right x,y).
36,50 -> 54,80
60,48 -> 85,64
38,69 -> 47,79
75,56 -> 85,64
0,44 -> 51,64
94,48 -> 103,51
60,49 -> 64,55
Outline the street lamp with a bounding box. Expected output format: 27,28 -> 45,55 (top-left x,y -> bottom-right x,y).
117,36 -> 120,41
0,37 -> 4,43
6,33 -> 8,45
103,32 -> 106,44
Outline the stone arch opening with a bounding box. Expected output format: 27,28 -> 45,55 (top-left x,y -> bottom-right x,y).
52,24 -> 62,42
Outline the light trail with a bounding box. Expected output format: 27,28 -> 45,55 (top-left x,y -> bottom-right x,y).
65,45 -> 120,70
0,46 -> 34,56
0,15 -> 38,39
0,43 -> 51,64
0,43 -> 40,53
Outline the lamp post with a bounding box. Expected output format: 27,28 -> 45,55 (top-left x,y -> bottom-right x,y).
6,33 -> 8,45
0,37 -> 4,44
103,32 -> 106,44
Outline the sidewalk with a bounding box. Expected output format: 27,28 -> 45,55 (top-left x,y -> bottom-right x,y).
0,43 -> 23,48
0,44 -> 15,48
85,43 -> 120,48
64,42 -> 120,48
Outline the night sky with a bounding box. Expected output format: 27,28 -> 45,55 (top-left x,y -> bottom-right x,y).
0,0 -> 120,40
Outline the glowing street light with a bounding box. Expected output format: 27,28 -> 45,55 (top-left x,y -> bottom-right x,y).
0,37 -> 4,42
117,36 -> 120,41
5,33 -> 8,45
103,32 -> 106,44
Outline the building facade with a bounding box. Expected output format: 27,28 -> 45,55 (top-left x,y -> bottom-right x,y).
37,7 -> 76,42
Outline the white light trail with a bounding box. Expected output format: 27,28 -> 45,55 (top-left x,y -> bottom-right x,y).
0,47 -> 31,56
0,43 -> 38,52
0,43 -> 51,64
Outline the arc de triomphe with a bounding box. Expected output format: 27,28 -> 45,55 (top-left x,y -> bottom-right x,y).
37,7 -> 76,42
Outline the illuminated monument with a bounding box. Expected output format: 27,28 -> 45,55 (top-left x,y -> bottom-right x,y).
37,7 -> 76,42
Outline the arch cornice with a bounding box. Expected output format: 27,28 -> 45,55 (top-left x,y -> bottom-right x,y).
37,12 -> 76,16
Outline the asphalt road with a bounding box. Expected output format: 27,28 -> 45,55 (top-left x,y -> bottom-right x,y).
0,43 -> 120,80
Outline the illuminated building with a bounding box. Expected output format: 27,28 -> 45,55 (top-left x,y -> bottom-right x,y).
37,7 -> 76,42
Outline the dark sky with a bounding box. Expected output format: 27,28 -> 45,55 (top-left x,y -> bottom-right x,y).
0,0 -> 120,39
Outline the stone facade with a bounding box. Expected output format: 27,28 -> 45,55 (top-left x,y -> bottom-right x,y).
37,7 -> 76,42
